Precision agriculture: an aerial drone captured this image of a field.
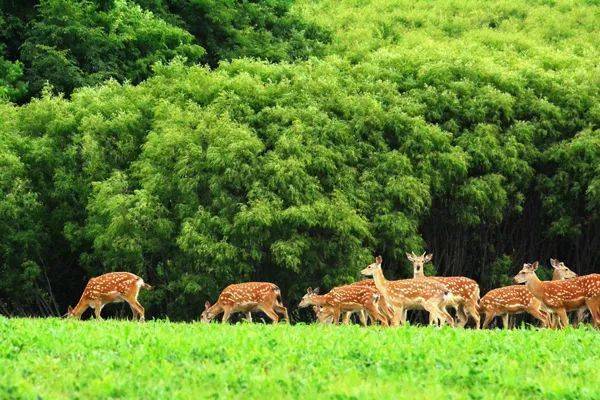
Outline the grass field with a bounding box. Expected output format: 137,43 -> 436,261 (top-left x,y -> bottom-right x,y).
0,318 -> 598,399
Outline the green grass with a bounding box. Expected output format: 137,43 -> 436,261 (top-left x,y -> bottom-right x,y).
0,318 -> 598,399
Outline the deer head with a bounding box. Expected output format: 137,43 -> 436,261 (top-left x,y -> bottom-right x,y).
360,256 -> 383,277
200,301 -> 214,323
550,258 -> 577,280
513,261 -> 539,284
406,251 -> 433,275
299,287 -> 320,308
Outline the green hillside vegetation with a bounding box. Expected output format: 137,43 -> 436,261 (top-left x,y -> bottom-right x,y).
1,318 -> 599,399
0,0 -> 599,318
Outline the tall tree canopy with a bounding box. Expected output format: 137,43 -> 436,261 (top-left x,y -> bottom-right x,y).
0,0 -> 598,318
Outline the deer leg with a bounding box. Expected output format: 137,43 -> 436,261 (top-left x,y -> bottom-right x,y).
584,298 -> 599,328
501,313 -> 510,329
556,308 -> 569,329
358,310 -> 368,327
128,303 -> 139,321
454,305 -> 468,328
575,307 -> 588,326
481,312 -> 495,329
390,306 -> 403,327
527,307 -> 549,328
92,301 -> 103,320
342,312 -> 352,325
221,306 -> 233,324
273,304 -> 289,322
259,305 -> 280,323
245,312 -> 253,322
466,302 -> 480,329
128,300 -> 145,322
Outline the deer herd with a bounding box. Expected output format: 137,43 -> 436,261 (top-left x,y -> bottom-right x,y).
66,254 -> 600,330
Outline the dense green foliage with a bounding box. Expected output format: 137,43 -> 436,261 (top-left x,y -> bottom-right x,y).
0,0 -> 598,318
1,318 -> 599,399
0,0 -> 328,100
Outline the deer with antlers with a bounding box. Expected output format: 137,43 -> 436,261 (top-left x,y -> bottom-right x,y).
67,272 -> 152,321
299,285 -> 388,326
407,252 -> 480,328
514,262 -> 600,328
360,256 -> 454,327
201,282 -> 288,323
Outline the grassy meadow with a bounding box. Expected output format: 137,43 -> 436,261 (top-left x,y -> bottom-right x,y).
1,317 -> 599,399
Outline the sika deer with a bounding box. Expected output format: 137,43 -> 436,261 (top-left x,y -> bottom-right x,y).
299,285 -> 388,326
67,272 -> 152,321
408,252 -> 480,328
479,285 -> 549,329
201,282 -> 288,323
514,262 -> 600,328
550,258 -> 587,326
343,280 -> 393,325
360,256 -> 454,327
481,259 -> 582,329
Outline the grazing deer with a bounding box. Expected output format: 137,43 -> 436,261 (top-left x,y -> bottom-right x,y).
514,262 -> 600,328
201,282 -> 288,323
549,258 -> 587,327
299,285 -> 388,326
360,256 -> 454,327
67,272 -> 152,321
407,252 -> 480,328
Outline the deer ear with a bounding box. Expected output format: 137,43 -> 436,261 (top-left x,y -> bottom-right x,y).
306,287 -> 312,294
531,261 -> 539,270
204,301 -> 211,310
424,253 -> 433,262
406,253 -> 414,262
314,287 -> 320,294
550,258 -> 558,268
376,255 -> 382,264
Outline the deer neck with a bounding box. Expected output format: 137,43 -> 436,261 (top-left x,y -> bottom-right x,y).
371,267 -> 389,296
525,273 -> 546,301
413,268 -> 425,279
71,298 -> 89,319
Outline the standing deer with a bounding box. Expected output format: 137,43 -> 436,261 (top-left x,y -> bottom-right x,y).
360,256 -> 454,327
342,280 -> 393,325
479,285 -> 549,329
67,272 -> 152,321
481,259 -> 582,329
514,262 -> 600,328
201,282 -> 288,323
298,285 -> 388,326
407,252 -> 480,328
550,258 -> 587,326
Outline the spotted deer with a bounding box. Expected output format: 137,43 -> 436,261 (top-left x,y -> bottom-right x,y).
67,272 -> 152,321
407,252 -> 480,328
479,285 -> 549,329
481,259 -> 583,329
550,258 -> 587,326
514,262 -> 600,328
360,256 -> 454,327
343,280 -> 393,325
201,282 -> 288,323
299,285 -> 388,326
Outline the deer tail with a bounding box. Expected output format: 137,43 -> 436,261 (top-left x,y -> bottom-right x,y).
138,278 -> 153,290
